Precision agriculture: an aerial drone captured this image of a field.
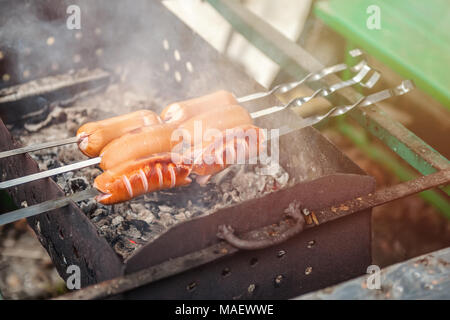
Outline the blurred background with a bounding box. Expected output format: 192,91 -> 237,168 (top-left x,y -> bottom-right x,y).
0,0 -> 449,299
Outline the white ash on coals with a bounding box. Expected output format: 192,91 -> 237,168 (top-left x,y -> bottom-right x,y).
10,81 -> 290,260
72,161 -> 290,260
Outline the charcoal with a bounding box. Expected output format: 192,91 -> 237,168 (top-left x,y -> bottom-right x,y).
128,219 -> 151,233
45,158 -> 62,170
80,200 -> 97,215
69,177 -> 88,192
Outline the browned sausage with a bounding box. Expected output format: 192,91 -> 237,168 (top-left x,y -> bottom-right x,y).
76,110 -> 162,157
189,124 -> 265,184
160,90 -> 237,124
94,153 -> 192,204
99,123 -> 176,170
171,104 -> 252,150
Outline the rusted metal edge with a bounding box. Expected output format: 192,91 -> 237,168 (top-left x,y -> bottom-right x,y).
0,118 -> 123,287
0,68 -> 111,104
207,0 -> 450,177
56,169 -> 449,300
0,68 -> 111,124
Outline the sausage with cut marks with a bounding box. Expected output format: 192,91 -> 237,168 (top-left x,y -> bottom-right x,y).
100,104 -> 252,170
94,153 -> 192,204
76,109 -> 162,157
171,104 -> 253,151
94,125 -> 266,204
188,124 -> 265,184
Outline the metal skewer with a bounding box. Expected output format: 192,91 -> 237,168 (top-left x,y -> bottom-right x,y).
236,48 -> 366,103
250,62 -> 378,118
0,50 -> 367,161
0,136 -> 79,159
278,80 -> 415,136
0,64 -> 380,190
0,80 -> 415,225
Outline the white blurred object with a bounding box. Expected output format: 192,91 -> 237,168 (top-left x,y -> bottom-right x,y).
163,0 -> 311,88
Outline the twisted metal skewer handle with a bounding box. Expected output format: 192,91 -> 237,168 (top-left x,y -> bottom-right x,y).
237,48 -> 366,103
251,61 -> 380,119
298,80 -> 416,128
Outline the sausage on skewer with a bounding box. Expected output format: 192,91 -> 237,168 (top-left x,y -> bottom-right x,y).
100,104 -> 253,170
94,125 -> 265,204
172,104 -> 253,149
160,90 -> 237,123
94,153 -> 192,204
77,91 -> 236,158
76,110 -> 162,157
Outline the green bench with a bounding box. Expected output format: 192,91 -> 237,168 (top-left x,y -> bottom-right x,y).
314,0 -> 450,109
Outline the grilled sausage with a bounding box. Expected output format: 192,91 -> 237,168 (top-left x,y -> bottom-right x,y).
76,110 -> 162,157
171,104 -> 253,151
99,123 -> 176,170
94,125 -> 265,204
100,104 -> 252,170
94,153 -> 192,204
189,124 -> 265,184
160,90 -> 237,124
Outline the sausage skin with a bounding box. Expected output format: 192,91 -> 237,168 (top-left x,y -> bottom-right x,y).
99,123 -> 177,170
100,104 -> 252,170
160,90 -> 237,124
76,110 -> 162,157
171,104 -> 253,151
94,153 -> 192,204
189,124 -> 265,183
94,125 -> 265,205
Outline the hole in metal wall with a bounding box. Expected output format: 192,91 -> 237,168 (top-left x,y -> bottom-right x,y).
174,71 -> 181,82
185,61 -> 193,73
305,266 -> 313,275
163,39 -> 169,50
307,240 -> 315,248
274,275 -> 284,287
174,49 -> 181,61
186,281 -> 197,292
277,250 -> 286,258
221,267 -> 231,278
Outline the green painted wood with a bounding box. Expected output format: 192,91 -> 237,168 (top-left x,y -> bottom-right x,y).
315,0 -> 450,108
337,119 -> 450,217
